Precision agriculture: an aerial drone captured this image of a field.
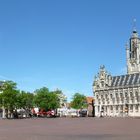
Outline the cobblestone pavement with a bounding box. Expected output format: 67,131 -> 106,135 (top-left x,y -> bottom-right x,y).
0,117 -> 140,140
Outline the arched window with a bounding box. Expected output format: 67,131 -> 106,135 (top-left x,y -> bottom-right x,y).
125,92 -> 129,103
135,92 -> 139,102
110,106 -> 113,112
98,99 -> 101,104
130,92 -> 133,98
120,105 -> 123,112
120,93 -> 123,98
120,93 -> 124,103
98,106 -> 100,112
101,81 -> 104,87
130,105 -> 133,112
105,94 -> 108,99
117,98 -> 120,103
110,94 -> 113,99
130,92 -> 134,103
96,95 -> 99,99
135,105 -> 138,112
125,92 -> 128,98
101,95 -> 103,99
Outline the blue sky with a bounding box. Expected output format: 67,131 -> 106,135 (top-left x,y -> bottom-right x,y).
0,0 -> 140,101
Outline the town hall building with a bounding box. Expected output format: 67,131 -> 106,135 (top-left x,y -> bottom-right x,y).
93,28 -> 140,117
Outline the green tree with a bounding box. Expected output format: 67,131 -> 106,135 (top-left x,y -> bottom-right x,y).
15,91 -> 34,117
71,93 -> 87,109
0,81 -> 19,118
53,89 -> 67,107
47,91 -> 60,109
17,91 -> 34,110
34,87 -> 60,110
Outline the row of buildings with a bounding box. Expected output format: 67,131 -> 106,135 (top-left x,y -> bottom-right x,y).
93,27 -> 140,117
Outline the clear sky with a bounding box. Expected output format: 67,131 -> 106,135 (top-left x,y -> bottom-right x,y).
0,0 -> 140,101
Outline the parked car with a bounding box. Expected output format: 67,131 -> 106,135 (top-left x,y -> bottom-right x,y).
79,109 -> 87,117
67,108 -> 79,117
14,109 -> 32,119
35,109 -> 56,118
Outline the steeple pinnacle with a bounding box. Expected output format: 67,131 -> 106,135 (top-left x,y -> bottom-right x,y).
131,19 -> 138,38
133,18 -> 137,33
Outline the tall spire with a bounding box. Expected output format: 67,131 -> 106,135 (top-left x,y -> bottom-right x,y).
131,18 -> 138,38
133,18 -> 137,33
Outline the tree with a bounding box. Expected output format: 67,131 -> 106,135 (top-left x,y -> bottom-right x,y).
15,91 -> 34,117
34,87 -> 60,110
16,91 -> 34,109
71,93 -> 87,109
47,91 -> 60,109
0,81 -> 19,118
17,91 -> 34,109
53,89 -> 67,107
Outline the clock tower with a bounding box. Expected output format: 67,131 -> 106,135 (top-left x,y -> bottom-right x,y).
126,28 -> 140,74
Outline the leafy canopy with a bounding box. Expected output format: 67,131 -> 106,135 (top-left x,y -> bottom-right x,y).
34,87 -> 60,110
71,93 -> 87,109
0,81 -> 19,110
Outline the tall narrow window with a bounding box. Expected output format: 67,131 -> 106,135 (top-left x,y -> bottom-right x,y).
135,105 -> 138,112
101,81 -> 104,87
130,92 -> 133,101
110,106 -> 113,112
130,105 -> 133,112
135,92 -> 139,102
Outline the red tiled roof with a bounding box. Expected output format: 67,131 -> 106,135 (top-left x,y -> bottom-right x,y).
86,97 -> 94,104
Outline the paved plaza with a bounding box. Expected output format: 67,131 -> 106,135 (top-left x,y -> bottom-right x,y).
0,117 -> 140,140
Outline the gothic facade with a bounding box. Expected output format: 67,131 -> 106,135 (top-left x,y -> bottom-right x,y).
93,29 -> 140,117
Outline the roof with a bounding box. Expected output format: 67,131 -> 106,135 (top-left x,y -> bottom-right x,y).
86,97 -> 94,104
111,73 -> 140,87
